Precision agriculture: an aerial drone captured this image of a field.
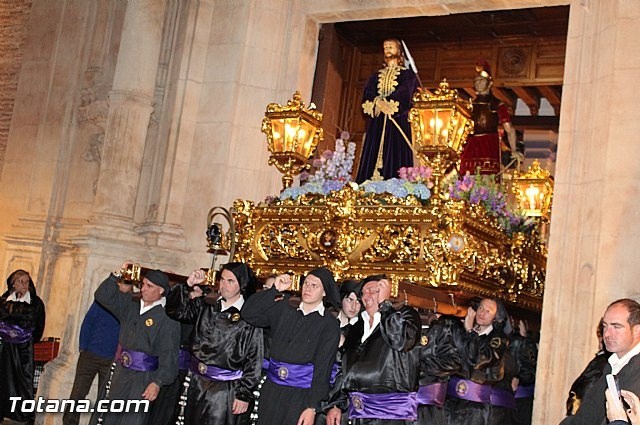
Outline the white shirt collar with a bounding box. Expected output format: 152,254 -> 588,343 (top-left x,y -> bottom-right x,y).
361,310 -> 381,342
475,324 -> 494,336
221,295 -> 245,312
337,311 -> 359,327
140,297 -> 166,315
298,302 -> 325,316
7,291 -> 31,304
609,341 -> 640,374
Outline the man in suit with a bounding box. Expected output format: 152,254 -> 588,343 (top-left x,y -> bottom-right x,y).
561,298 -> 640,424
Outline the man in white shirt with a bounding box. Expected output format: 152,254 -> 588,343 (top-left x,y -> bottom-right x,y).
166,262 -> 263,425
561,298 -> 640,424
242,267 -> 341,425
327,275 -> 422,425
93,263 -> 181,425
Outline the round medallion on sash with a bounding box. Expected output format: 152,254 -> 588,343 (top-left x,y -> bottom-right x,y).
278,366 -> 288,380
198,362 -> 208,375
351,394 -> 364,411
456,380 -> 468,397
121,351 -> 132,368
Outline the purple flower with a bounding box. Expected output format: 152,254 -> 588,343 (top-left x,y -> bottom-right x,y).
322,179 -> 346,193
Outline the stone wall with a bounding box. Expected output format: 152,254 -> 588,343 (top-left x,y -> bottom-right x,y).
0,0 -> 33,175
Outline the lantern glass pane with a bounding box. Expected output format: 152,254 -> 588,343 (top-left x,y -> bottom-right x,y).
435,109 -> 452,146
271,119 -> 286,152
283,118 -> 300,152
296,120 -> 316,157
419,109 -> 436,147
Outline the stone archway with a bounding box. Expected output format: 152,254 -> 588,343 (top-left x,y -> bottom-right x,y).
291,1 -> 640,423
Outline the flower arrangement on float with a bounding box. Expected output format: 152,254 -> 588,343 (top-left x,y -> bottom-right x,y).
271,134 -> 532,235
278,132 -> 432,203
447,172 -> 535,235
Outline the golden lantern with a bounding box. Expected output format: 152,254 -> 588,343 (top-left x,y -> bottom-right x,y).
262,91 -> 323,190
409,79 -> 473,198
512,160 -> 554,219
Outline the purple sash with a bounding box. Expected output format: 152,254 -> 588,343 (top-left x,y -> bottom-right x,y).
348,391 -> 418,420
190,356 -> 243,381
178,349 -> 191,371
262,358 -> 270,370
0,321 -> 33,344
417,382 -> 447,407
266,358 -> 314,389
490,387 -> 517,409
447,377 -> 491,404
330,361 -> 340,385
514,384 -> 535,399
115,345 -> 158,372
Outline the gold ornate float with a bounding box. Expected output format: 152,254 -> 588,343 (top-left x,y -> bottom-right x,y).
231,88 -> 549,313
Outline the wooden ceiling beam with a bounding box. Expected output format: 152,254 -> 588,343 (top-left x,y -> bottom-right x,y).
462,87 -> 476,98
492,87 -> 518,112
512,86 -> 541,116
537,85 -> 562,115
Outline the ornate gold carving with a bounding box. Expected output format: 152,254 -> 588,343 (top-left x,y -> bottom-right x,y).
233,185 -> 546,311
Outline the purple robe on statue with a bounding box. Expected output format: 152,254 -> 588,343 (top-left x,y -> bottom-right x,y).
356,66 -> 419,183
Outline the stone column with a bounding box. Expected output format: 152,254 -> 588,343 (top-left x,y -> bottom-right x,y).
534,1 -> 640,423
91,0 -> 167,237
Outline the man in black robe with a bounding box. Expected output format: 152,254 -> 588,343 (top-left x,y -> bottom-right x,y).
93,263 -> 181,425
561,298 -> 640,425
326,275 -> 422,425
445,297 -> 516,425
0,269 -> 46,424
242,267 -> 341,425
165,262 -> 263,425
565,319 -> 609,416
416,315 -> 463,425
315,280 -> 362,425
355,38 -> 418,183
509,319 -> 538,425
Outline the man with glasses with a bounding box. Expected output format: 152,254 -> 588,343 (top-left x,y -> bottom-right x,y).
242,267 -> 341,425
326,275 -> 422,424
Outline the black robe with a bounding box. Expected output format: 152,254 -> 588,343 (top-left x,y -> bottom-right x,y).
509,333 -> 538,425
445,325 -> 515,425
330,302 -> 421,425
165,283 -> 263,425
416,316 -> 463,425
565,350 -> 610,416
93,274 -> 180,425
560,353 -> 640,425
242,287 -> 340,425
146,321 -> 193,425
0,281 -> 45,423
315,318 -> 359,425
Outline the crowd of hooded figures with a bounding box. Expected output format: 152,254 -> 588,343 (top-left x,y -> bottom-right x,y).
4,262 -> 640,425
